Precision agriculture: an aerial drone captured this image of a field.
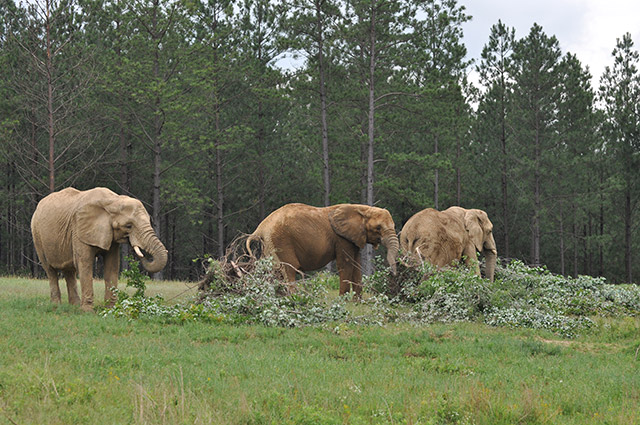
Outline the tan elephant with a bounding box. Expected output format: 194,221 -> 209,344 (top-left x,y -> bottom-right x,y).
246,203 -> 399,296
31,187 -> 168,311
400,206 -> 497,281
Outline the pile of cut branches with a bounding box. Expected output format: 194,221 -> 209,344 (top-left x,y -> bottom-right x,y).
196,235 -> 291,299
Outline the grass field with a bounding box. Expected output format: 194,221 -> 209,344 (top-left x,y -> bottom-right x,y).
0,276 -> 639,424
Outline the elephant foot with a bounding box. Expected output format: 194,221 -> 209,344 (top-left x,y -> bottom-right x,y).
80,303 -> 95,313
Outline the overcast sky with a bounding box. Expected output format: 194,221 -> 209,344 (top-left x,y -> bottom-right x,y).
461,0 -> 640,87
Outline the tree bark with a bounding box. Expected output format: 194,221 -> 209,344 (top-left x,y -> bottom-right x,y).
216,114 -> 225,257
151,0 -> 163,279
361,2 -> 377,276
316,0 -> 331,207
532,120 -> 541,267
456,132 -> 461,205
625,188 -> 632,283
559,205 -> 565,275
434,135 -> 439,210
500,82 -> 510,257
45,0 -> 55,193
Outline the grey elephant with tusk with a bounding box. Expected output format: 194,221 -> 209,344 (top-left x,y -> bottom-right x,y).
246,203 -> 399,297
31,187 -> 168,311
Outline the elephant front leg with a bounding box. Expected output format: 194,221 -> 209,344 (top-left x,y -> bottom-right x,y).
350,250 -> 363,298
76,247 -> 97,312
463,245 -> 481,276
103,244 -> 120,306
336,243 -> 360,297
63,270 -> 80,305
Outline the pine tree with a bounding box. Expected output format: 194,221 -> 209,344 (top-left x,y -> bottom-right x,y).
599,33 -> 640,283
283,0 -> 342,206
474,20 -> 515,257
554,53 -> 597,275
509,24 -> 562,267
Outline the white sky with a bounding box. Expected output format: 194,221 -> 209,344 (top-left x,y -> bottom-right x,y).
275,0 -> 640,89
461,0 -> 640,88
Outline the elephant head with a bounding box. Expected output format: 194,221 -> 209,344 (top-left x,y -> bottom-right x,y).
75,190 -> 168,273
455,207 -> 497,281
329,204 -> 399,274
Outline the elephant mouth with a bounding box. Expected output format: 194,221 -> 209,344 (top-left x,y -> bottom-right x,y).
133,245 -> 151,260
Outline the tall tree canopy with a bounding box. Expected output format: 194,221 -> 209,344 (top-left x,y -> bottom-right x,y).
1,1 -> 639,284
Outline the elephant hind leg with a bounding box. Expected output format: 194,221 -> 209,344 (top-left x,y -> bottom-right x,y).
278,262 -> 301,295
46,266 -> 62,304
63,270 -> 80,305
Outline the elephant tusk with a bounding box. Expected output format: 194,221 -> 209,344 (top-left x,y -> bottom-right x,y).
133,246 -> 144,258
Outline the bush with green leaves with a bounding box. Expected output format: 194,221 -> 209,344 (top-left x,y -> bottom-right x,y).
366,255 -> 492,316
366,256 -> 640,337
104,254 -> 640,338
104,257 -> 350,326
102,256 -> 180,320
196,257 -> 351,327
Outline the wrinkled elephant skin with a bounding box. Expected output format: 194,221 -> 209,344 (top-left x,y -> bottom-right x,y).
31,187 -> 168,311
400,206 -> 497,281
246,203 -> 399,297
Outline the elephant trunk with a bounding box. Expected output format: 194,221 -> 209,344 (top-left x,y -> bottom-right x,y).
131,225 -> 168,274
483,233 -> 497,282
382,228 -> 399,275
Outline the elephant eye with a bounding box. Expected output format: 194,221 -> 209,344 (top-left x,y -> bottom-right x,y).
125,223 -> 133,229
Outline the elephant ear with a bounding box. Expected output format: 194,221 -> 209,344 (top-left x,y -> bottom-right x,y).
464,210 -> 484,252
75,200 -> 114,251
328,205 -> 366,249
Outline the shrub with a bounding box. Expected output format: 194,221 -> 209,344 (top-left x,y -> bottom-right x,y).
102,256 -> 179,320
366,256 -> 639,337
104,254 -> 640,338
105,257 -> 349,326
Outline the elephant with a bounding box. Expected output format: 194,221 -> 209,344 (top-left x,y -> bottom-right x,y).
31,187 -> 168,311
400,206 -> 497,281
246,203 -> 399,297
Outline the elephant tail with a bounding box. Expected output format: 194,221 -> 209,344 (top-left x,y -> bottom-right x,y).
245,233 -> 264,259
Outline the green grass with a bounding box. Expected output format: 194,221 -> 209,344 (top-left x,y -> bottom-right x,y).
1,276 -> 639,425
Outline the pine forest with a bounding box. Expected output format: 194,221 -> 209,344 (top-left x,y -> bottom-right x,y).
1,0 -> 640,285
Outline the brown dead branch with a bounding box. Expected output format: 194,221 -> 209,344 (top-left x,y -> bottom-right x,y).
196,234 -> 254,292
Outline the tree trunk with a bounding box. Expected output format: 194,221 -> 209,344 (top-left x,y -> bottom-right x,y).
532,124 -> 541,267
151,1 -> 163,280
456,132 -> 461,205
216,137 -> 225,257
625,188 -> 632,283
361,3 -> 377,276
317,0 -> 331,207
119,111 -> 131,270
46,0 -> 55,193
434,135 -> 439,210
587,214 -> 593,276
257,99 -> 266,220
559,205 -> 565,275
573,215 -> 578,277
599,189 -> 604,277
366,7 -> 375,208
500,88 -> 510,257
169,214 -> 176,279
